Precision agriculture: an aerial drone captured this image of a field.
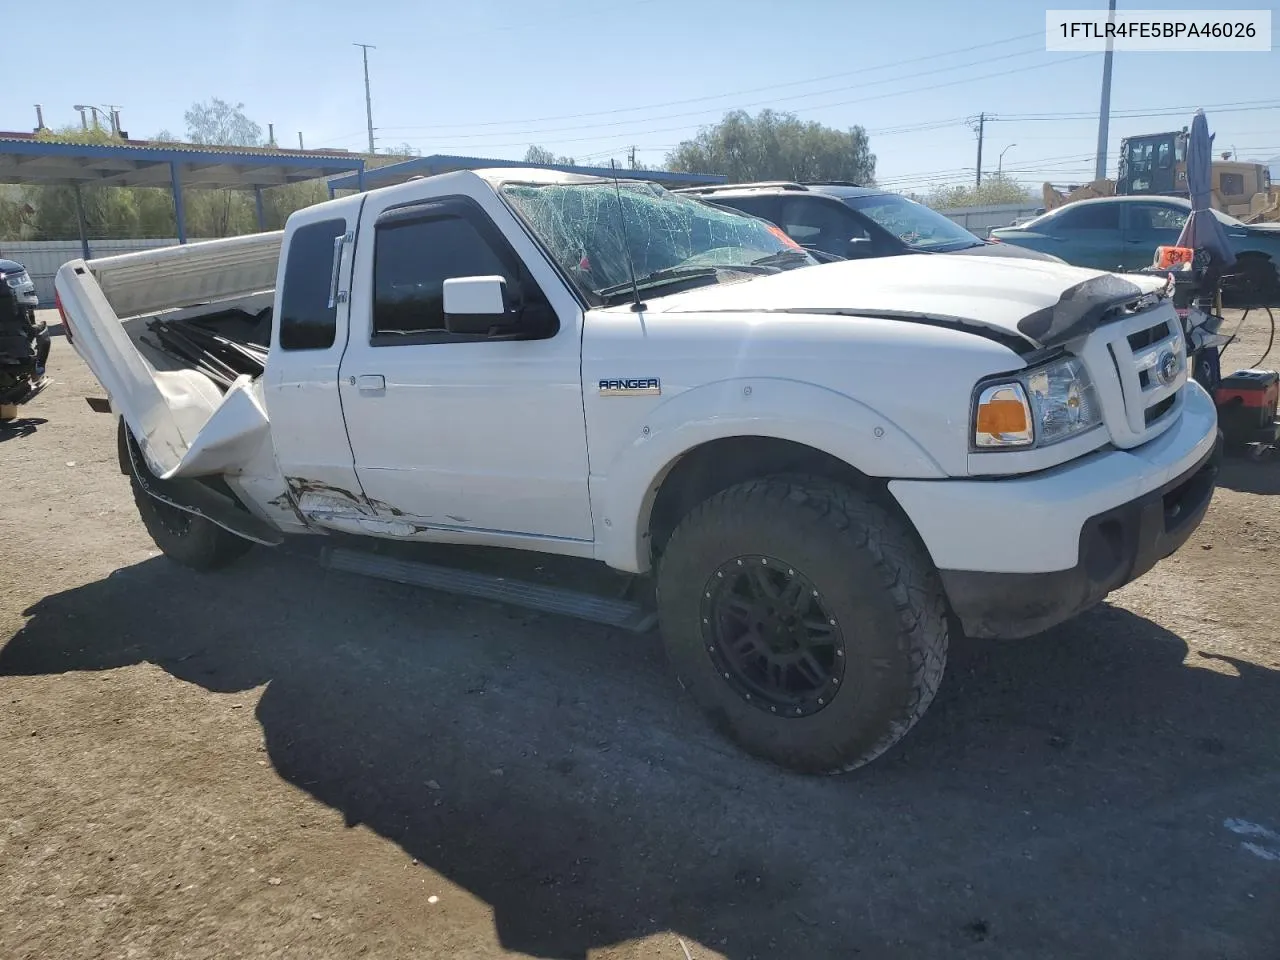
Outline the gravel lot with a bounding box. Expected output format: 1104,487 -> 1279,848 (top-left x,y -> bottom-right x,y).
3,309 -> 1279,960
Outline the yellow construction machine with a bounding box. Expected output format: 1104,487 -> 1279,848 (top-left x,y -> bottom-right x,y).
1043,130 -> 1278,222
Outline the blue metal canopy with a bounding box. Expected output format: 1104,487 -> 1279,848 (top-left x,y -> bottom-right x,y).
0,135 -> 367,255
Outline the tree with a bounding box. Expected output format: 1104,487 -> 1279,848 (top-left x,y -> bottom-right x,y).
183,98 -> 263,147
524,145 -> 576,166
383,142 -> 423,158
923,174 -> 1032,209
666,109 -> 875,184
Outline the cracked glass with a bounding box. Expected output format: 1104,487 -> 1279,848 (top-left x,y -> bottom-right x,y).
499,180 -> 816,304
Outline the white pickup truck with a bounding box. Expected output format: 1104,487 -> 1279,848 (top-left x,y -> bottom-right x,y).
56,167 -> 1222,774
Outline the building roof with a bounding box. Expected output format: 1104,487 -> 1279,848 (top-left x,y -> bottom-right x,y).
326,153 -> 724,192
0,133 -> 366,189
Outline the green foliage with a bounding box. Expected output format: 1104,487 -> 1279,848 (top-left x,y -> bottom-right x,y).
524,145 -> 576,166
666,109 -> 876,185
923,174 -> 1032,209
183,99 -> 263,147
3,108 -> 331,241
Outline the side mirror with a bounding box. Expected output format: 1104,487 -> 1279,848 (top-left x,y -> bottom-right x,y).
844,236 -> 874,258
443,276 -> 509,335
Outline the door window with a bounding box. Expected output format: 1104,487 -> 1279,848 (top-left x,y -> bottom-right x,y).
711,195 -> 779,224
1127,204 -> 1188,233
1052,204 -> 1121,232
778,197 -> 869,257
371,210 -> 555,345
279,218 -> 348,351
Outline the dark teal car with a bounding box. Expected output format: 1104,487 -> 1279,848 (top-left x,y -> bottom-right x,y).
989,196 -> 1280,302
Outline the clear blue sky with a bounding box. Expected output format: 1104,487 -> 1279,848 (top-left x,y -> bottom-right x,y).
8,0 -> 1279,191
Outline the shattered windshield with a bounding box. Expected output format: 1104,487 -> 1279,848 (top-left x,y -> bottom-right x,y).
845,193 -> 982,252
500,180 -> 816,303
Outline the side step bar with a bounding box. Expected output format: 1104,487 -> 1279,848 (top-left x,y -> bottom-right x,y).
320,546 -> 659,634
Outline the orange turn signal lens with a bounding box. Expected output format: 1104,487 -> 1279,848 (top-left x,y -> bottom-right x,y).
977,399 -> 1029,434
974,384 -> 1033,448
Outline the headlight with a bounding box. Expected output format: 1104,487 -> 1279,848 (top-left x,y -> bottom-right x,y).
973,355 -> 1102,450
5,273 -> 28,288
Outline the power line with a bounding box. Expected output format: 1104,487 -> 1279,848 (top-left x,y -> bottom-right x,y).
375,30 -> 1044,134
397,53 -> 1098,153
379,45 -> 1053,142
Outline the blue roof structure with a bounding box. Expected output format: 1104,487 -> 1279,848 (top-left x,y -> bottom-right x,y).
0,135 -> 368,254
326,153 -> 724,193
0,135 -> 365,189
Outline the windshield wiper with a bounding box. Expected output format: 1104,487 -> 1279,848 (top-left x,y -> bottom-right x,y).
595,267 -> 719,299
750,249 -> 813,268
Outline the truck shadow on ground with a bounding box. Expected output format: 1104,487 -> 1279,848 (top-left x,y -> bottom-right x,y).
4,551 -> 1280,959
1217,453 -> 1280,495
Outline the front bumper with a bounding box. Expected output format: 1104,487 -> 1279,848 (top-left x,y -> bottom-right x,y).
939,431 -> 1221,638
889,381 -> 1222,639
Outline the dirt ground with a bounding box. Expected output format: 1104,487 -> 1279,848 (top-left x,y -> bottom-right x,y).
3,308 -> 1279,960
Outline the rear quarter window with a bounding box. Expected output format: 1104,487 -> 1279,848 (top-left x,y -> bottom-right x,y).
279,218 -> 347,351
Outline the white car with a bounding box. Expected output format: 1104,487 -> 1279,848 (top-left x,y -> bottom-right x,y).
56,168 -> 1221,774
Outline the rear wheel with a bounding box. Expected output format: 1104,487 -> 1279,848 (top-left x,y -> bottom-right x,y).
656,476 -> 949,774
123,422 -> 252,572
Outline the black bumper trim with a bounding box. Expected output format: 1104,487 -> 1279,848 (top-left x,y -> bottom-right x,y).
941,431 -> 1224,640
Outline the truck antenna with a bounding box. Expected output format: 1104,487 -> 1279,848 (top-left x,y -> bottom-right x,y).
609,159 -> 644,312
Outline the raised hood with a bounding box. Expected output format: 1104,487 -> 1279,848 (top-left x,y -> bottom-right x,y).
638,254 -> 1168,350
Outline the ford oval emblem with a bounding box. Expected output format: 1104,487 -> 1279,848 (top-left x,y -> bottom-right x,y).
1156,349 -> 1179,386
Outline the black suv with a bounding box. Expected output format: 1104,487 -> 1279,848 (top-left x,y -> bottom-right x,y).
676,181 -> 1063,264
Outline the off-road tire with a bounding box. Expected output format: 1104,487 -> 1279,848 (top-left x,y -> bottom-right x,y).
656,476 -> 948,774
129,465 -> 253,573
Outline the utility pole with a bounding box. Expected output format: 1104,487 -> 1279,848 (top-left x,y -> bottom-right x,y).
1094,0 -> 1118,181
972,113 -> 987,186
298,131 -> 305,150
354,43 -> 377,154
628,145 -> 637,169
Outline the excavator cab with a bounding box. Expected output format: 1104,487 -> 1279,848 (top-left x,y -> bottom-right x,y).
1116,131 -> 1187,196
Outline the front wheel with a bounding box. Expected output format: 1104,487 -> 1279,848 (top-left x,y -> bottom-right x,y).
656,476 -> 949,774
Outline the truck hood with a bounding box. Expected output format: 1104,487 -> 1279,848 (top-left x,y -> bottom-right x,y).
638,254 -> 1167,350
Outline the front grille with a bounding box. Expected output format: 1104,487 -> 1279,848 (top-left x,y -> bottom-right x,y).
1082,300 -> 1187,449
1128,324 -> 1165,351
1145,394 -> 1177,425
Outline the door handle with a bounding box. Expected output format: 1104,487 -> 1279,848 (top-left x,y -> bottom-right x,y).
352,374 -> 385,392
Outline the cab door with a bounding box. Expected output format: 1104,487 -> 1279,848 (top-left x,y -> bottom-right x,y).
336,186 -> 593,542
264,197 -> 367,506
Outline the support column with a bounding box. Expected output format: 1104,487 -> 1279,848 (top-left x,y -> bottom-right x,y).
254,186 -> 266,231
170,161 -> 187,244
72,183 -> 91,261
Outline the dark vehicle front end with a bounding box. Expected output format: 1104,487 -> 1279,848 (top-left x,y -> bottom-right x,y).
0,259 -> 50,409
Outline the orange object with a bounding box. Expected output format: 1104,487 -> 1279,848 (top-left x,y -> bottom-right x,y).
1153,245 -> 1194,270
976,398 -> 1029,435
767,224 -> 804,251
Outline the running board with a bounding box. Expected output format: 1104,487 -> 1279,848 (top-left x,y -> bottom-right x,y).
320,546 -> 658,634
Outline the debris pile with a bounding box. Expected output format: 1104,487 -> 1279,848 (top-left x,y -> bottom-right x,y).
143,309 -> 270,392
